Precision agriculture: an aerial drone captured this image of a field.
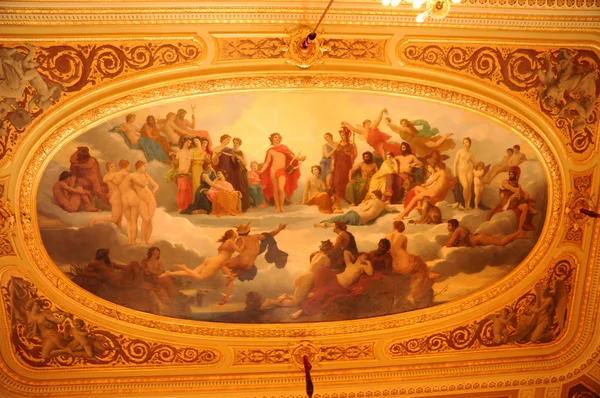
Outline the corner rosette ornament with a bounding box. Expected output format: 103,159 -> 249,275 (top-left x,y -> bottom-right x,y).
282,28 -> 329,69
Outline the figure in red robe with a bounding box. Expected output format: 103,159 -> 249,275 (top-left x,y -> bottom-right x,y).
259,133 -> 306,212
331,126 -> 357,202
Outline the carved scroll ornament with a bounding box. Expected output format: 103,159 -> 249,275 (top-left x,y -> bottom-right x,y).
398,42 -> 600,162
387,256 -> 576,357
0,39 -> 205,165
2,276 -> 221,368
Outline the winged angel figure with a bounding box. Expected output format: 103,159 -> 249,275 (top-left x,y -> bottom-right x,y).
509,280 -> 568,344
9,278 -> 112,360
536,49 -> 599,133
0,44 -> 63,134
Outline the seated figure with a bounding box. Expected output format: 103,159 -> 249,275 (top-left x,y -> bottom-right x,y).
53,171 -> 99,213
206,169 -> 241,217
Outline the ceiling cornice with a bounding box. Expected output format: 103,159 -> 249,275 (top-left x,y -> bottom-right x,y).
1,5 -> 599,31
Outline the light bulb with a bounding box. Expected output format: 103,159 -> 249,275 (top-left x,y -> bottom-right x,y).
451,0 -> 461,3
416,11 -> 428,23
382,0 -> 392,5
413,0 -> 426,8
391,0 -> 401,5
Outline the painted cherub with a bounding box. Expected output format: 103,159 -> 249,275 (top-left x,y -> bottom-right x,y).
473,161 -> 490,210
66,318 -> 113,358
486,308 -> 514,345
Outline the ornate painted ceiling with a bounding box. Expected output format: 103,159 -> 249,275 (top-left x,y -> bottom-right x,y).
0,1 -> 599,398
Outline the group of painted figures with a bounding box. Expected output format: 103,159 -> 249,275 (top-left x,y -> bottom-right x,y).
52,107 -> 540,247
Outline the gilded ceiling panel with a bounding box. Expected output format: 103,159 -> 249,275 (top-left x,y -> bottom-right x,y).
0,4 -> 599,397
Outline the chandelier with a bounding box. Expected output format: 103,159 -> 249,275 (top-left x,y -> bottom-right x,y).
381,0 -> 461,22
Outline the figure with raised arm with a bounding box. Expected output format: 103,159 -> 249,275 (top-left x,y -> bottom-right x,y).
219,223 -> 288,304
161,230 -> 246,282
342,108 -> 401,158
385,117 -> 455,158
174,108 -> 212,146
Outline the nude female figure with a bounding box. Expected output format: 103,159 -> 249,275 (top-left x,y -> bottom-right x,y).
386,221 -> 438,304
453,137 -> 476,210
129,161 -> 159,245
117,160 -> 141,245
119,114 -> 141,146
395,163 -> 449,220
162,229 -> 245,282
88,161 -> 131,229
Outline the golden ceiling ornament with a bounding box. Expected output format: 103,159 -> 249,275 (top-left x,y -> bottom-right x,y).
563,168 -> 597,246
233,341 -> 375,367
282,28 -> 329,69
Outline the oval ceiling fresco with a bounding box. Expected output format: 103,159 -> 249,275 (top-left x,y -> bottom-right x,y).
35,91 -> 548,323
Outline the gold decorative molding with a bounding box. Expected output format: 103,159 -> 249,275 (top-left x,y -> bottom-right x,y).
563,168 -> 597,248
213,34 -> 388,64
397,39 -> 600,163
463,0 -> 598,6
233,340 -> 375,368
1,7 -> 599,33
17,74 -> 563,339
0,272 -> 222,369
386,254 -> 577,357
0,36 -> 206,167
0,175 -> 15,258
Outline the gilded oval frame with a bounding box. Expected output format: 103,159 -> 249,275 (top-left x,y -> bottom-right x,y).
16,73 -> 563,338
